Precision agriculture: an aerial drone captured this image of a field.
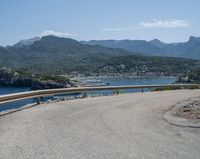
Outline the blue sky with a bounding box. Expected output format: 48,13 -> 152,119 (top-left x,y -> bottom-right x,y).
0,0 -> 200,46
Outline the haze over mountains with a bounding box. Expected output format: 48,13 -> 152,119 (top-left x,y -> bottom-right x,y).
81,36 -> 200,59
13,37 -> 41,48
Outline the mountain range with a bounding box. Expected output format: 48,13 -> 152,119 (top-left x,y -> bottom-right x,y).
81,36 -> 200,59
0,36 -> 132,74
10,35 -> 200,59
0,35 -> 200,76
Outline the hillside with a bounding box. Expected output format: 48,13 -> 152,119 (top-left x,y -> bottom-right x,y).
177,68 -> 200,84
0,36 -> 132,73
95,55 -> 200,77
0,35 -> 200,76
81,36 -> 200,59
0,68 -> 74,90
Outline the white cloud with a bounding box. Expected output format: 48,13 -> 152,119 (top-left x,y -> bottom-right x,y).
139,19 -> 190,28
41,30 -> 77,37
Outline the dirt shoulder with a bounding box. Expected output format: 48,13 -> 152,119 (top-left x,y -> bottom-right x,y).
163,96 -> 200,128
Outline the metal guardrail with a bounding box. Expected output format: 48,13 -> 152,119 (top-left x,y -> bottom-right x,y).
0,84 -> 200,105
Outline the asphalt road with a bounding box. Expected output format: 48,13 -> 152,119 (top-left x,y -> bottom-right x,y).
0,90 -> 200,159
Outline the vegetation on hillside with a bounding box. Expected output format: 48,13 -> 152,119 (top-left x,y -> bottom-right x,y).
98,55 -> 200,76
0,35 -> 200,76
0,68 -> 74,89
176,68 -> 200,83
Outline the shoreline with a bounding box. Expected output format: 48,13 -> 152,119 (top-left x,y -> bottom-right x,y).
71,75 -> 176,80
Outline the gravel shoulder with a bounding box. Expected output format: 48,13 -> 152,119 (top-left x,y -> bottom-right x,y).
163,97 -> 200,128
176,98 -> 200,119
0,89 -> 200,159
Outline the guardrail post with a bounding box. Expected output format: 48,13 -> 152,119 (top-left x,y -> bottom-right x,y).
83,92 -> 87,98
36,97 -> 41,105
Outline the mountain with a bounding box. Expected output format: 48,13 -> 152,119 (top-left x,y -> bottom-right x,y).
168,36 -> 200,58
81,39 -> 164,56
0,35 -> 133,73
0,35 -> 200,76
81,36 -> 200,59
148,39 -> 166,48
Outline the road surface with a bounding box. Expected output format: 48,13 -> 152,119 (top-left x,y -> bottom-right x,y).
0,90 -> 200,159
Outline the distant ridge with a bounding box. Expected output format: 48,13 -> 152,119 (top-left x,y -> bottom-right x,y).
12,35 -> 200,59
81,36 -> 200,59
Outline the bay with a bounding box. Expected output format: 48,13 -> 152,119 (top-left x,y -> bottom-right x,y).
80,76 -> 176,95
0,77 -> 176,112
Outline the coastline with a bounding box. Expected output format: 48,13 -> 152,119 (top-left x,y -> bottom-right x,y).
72,75 -> 176,80
0,68 -> 75,90
0,76 -> 176,112
72,75 -> 176,87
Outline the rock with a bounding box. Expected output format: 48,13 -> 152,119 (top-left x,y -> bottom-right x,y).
0,68 -> 74,90
176,99 -> 200,119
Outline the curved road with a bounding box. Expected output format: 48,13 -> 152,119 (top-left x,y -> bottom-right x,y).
0,90 -> 200,159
